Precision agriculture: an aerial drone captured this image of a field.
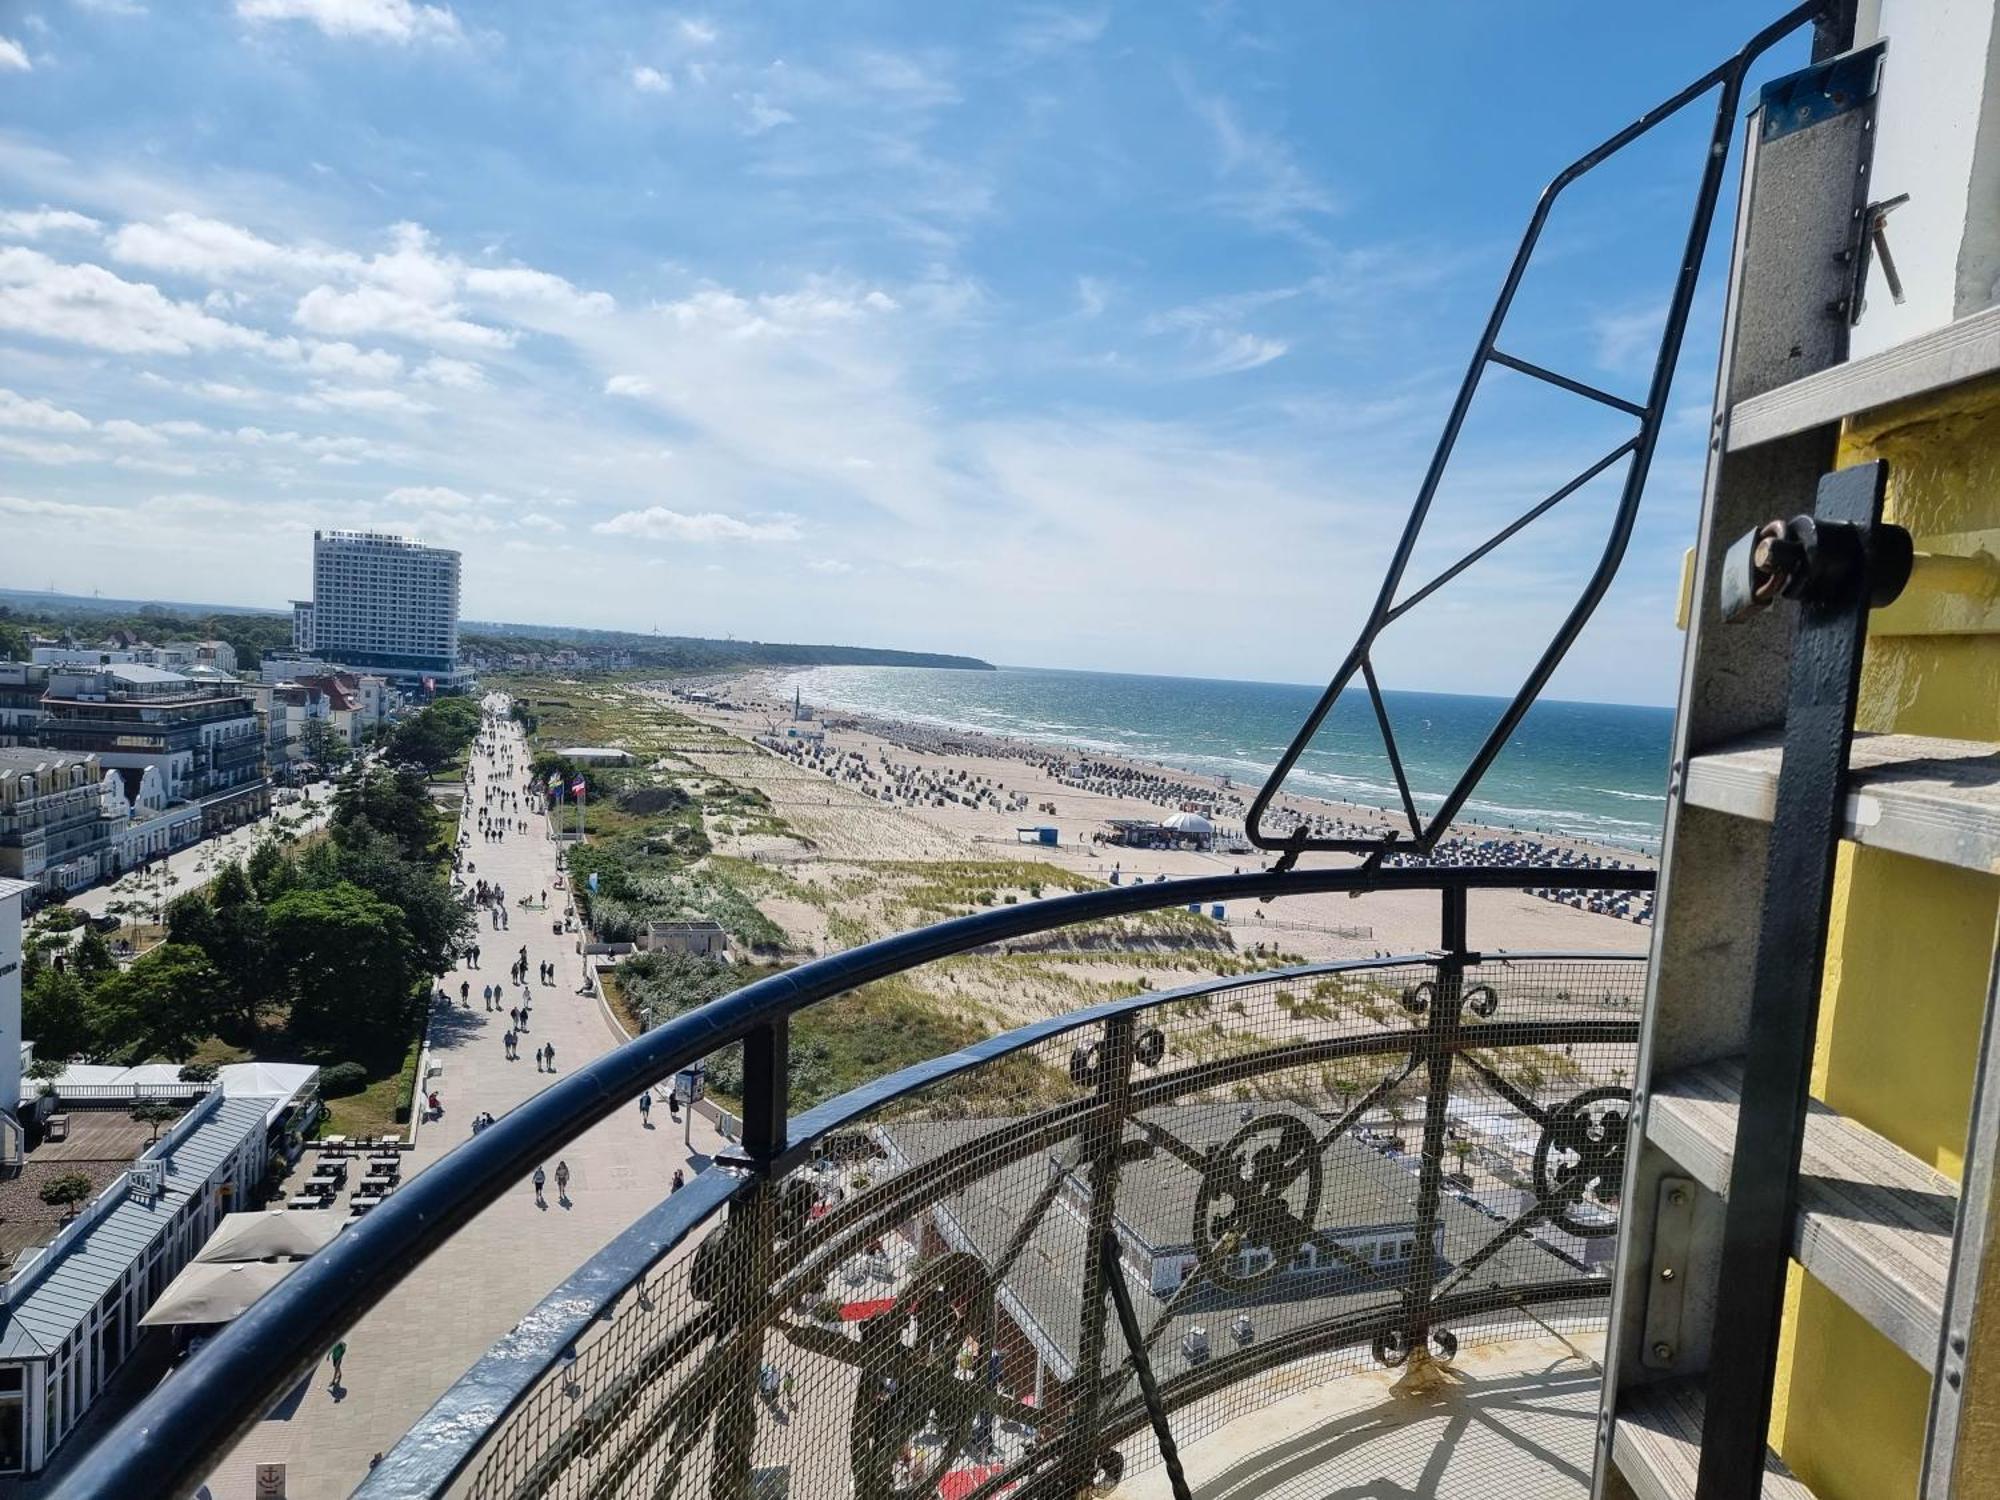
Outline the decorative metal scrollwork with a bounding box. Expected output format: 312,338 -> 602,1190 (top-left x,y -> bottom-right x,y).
1463,983 -> 1500,1018
1134,1027 -> 1167,1067
1068,1041 -> 1103,1088
1372,1328 -> 1410,1367
849,1251 -> 995,1499
1397,981 -> 1435,1017
1193,1114 -> 1323,1288
1532,1086 -> 1631,1238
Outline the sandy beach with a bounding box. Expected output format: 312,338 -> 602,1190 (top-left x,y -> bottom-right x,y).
641,675 -> 1656,977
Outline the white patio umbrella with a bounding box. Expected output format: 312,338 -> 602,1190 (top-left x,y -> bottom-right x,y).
140,1260 -> 300,1327
195,1210 -> 341,1265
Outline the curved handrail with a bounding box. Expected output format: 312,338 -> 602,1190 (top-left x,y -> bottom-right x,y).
363,946 -> 1646,1497
57,862 -> 1652,1500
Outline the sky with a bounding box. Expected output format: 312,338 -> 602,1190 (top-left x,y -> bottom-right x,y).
0,1 -> 1820,704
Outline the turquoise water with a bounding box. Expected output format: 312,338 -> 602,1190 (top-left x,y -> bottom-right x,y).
776,665 -> 1673,853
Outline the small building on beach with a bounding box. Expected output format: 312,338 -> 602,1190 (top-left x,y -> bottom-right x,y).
647,919 -> 729,958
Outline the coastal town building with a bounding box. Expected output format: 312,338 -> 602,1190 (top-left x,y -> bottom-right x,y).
0,877 -> 28,1173
36,665 -> 268,832
0,664 -> 49,748
290,599 -> 315,653
309,529 -> 468,690
0,1063 -> 320,1478
0,750 -> 113,894
99,763 -> 198,871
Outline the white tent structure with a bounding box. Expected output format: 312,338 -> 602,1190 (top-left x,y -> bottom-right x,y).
1162,811 -> 1215,835
140,1260 -> 300,1327
196,1210 -> 341,1265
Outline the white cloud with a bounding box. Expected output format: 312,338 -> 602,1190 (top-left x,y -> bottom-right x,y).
1592,303 -> 1666,375
604,374 -> 654,397
678,17 -> 716,45
592,507 -> 801,543
463,265 -> 612,316
0,247 -> 285,356
110,211 -> 355,280
234,0 -> 461,45
0,208 -> 101,239
295,281 -> 512,349
739,94 -> 795,134
806,557 -> 852,574
0,433 -> 94,465
0,388 -> 91,432
518,511 -> 564,532
306,339 -> 404,380
1188,87 -> 1337,234
631,65 -> 670,93
310,384 -> 434,414
0,37 -> 30,72
415,355 -> 484,388
0,495 -> 126,522
384,484 -> 472,510
1007,5 -> 1108,57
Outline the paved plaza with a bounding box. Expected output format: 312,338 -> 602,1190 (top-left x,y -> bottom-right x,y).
202,699 -> 727,1500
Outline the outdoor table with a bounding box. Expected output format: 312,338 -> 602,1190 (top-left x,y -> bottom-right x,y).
288,1194 -> 327,1211
321,1136 -> 348,1149
349,1199 -> 375,1217
44,1114 -> 69,1142
361,1174 -> 395,1192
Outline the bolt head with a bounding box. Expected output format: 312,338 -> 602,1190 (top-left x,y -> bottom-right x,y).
1651,1341 -> 1674,1361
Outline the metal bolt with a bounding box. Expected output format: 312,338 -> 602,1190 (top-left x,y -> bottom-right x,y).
1667,1187 -> 1688,1208
1952,1334 -> 1967,1356
1948,1369 -> 1962,1389
1652,1341 -> 1674,1362
1659,1266 -> 1676,1282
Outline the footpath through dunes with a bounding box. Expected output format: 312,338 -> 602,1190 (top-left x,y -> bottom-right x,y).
203,698 -> 727,1500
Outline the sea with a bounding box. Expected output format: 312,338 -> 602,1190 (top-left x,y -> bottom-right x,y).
773,665 -> 1674,855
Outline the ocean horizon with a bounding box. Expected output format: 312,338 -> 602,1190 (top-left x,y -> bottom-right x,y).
770,664 -> 1674,854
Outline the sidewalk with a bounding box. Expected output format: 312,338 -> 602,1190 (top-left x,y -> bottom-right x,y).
205,700 -> 728,1500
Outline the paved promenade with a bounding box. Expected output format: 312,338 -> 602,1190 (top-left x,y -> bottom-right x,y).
205,701 -> 726,1500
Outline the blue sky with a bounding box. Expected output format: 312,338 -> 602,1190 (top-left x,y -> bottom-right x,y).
0,1 -> 1817,703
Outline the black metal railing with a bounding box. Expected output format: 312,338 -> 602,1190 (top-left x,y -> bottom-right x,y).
1245,0 -> 1827,855
58,863 -> 1650,1500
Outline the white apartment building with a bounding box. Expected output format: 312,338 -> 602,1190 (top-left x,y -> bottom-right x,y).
309,530 -> 467,688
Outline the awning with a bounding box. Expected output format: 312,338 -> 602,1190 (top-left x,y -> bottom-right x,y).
196,1210 -> 341,1264
141,1260 -> 300,1327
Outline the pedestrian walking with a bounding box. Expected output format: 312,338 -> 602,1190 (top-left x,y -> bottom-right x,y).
504,1029 -> 517,1059
554,1160 -> 571,1201
545,1042 -> 555,1072
532,1166 -> 546,1205
639,1091 -> 652,1125
330,1338 -> 347,1385
671,1168 -> 684,1193
535,1043 -> 546,1073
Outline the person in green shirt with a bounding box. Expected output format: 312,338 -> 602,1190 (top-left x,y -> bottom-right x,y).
330,1339 -> 347,1386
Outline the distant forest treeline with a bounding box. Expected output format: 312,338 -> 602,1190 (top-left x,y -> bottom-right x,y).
0,590 -> 993,674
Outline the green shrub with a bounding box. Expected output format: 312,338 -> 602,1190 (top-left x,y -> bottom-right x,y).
319,1061 -> 368,1097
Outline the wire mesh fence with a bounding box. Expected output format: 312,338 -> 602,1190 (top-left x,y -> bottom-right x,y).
462,952 -> 1641,1500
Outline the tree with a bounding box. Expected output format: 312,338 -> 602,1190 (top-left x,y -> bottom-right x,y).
40,1172 -> 94,1221
26,1056 -> 66,1103
129,1099 -> 180,1142
268,881 -> 413,1051
69,930 -> 118,985
177,1061 -> 220,1085
22,965 -> 93,1063
0,620 -> 28,662
245,839 -> 293,901
87,944 -> 224,1062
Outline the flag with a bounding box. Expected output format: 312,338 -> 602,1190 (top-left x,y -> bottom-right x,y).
423,676 -> 435,693
571,775 -> 587,799
545,772 -> 561,791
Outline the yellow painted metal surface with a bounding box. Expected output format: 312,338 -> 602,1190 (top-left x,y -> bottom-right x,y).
1767,372 -> 2000,1496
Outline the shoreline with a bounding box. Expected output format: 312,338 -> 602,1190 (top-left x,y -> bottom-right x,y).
703,670 -> 1658,880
